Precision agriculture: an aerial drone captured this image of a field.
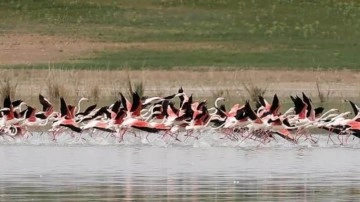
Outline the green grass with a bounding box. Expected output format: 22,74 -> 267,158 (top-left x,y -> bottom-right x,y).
11,45 -> 360,70
1,0 -> 360,69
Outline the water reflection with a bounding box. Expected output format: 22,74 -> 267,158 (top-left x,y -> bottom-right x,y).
1,145 -> 360,201
2,174 -> 360,201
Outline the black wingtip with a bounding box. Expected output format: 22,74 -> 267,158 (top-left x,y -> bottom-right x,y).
348,100 -> 359,115
60,97 -> 68,117
258,96 -> 265,107
3,95 -> 11,108
119,93 -> 128,111
12,100 -> 23,108
314,107 -> 324,116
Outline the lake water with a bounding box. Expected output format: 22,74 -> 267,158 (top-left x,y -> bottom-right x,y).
1,132 -> 360,201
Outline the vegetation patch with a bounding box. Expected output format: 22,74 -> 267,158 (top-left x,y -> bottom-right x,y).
0,0 -> 359,69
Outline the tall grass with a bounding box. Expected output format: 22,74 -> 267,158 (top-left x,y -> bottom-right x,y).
46,67 -> 67,100
125,70 -> 145,100
0,77 -> 17,101
315,81 -> 332,104
242,82 -> 267,103
0,68 -> 358,108
90,85 -> 101,102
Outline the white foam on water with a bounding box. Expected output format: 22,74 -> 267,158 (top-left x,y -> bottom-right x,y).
1,129 -> 360,148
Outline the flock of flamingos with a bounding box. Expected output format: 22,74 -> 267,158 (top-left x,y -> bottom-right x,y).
1,87 -> 360,145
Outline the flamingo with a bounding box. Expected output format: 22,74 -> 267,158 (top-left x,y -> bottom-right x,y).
36,94 -> 55,119
1,96 -> 23,126
51,97 -> 82,135
1,87 -> 360,146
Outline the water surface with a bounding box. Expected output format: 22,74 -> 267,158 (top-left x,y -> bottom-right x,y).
1,133 -> 360,201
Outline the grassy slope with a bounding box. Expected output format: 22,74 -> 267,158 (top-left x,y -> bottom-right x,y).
1,0 -> 360,69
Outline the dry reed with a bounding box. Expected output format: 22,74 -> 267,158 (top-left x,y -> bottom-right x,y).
242,82 -> 267,103
0,68 -> 357,107
0,76 -> 17,101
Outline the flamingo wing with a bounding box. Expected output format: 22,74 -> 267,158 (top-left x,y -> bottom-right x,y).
25,106 -> 35,119
3,95 -> 11,109
12,100 -> 23,108
114,109 -> 126,124
235,108 -> 247,120
314,107 -> 324,117
130,92 -> 141,116
119,93 -> 128,111
111,100 -> 121,114
39,94 -> 52,112
348,100 -> 360,115
244,101 -> 258,121
302,92 -> 313,118
258,95 -> 270,110
270,94 -> 280,115
60,123 -> 82,133
228,104 -> 240,117
83,104 -> 97,116
60,97 -> 73,118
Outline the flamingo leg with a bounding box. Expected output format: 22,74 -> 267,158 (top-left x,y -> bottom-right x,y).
184,130 -> 193,141
146,132 -> 151,142
240,130 -> 254,144
171,132 -> 181,142
327,133 -> 336,145
337,134 -> 344,145
344,132 -> 351,144
118,128 -> 128,142
194,130 -> 202,140
52,128 -> 59,141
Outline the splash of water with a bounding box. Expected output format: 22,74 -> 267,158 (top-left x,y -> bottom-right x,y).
1,129 -> 359,148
